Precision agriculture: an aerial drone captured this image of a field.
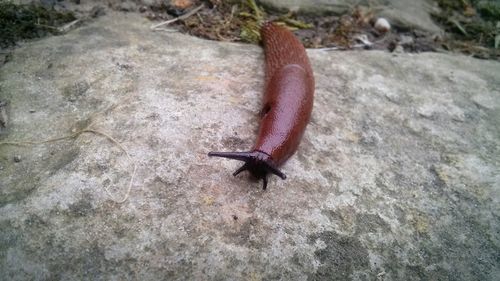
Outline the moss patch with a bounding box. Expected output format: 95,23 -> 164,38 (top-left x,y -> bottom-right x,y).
432,0 -> 500,59
0,1 -> 75,48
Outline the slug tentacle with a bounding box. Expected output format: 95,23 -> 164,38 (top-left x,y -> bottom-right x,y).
208,150 -> 286,189
262,176 -> 268,190
233,163 -> 249,176
207,151 -> 252,161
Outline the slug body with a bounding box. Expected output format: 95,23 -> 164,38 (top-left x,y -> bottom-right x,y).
209,22 -> 315,189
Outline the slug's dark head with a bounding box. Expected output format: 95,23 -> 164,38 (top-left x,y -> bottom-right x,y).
208,150 -> 286,190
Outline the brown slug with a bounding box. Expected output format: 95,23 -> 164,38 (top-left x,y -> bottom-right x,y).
209,22 -> 315,189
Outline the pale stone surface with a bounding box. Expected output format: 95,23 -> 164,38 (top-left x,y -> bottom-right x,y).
1,12 -> 499,280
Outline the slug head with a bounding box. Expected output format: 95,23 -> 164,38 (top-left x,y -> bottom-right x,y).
208,150 -> 286,190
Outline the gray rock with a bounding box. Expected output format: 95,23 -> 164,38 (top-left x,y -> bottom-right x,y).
259,0 -> 443,33
260,0 -> 351,15
376,0 -> 442,33
118,1 -> 137,12
0,12 -> 499,281
0,101 -> 7,131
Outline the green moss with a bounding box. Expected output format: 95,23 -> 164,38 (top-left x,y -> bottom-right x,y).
476,1 -> 500,21
435,0 -> 468,11
0,1 -> 75,48
238,0 -> 313,43
433,0 -> 500,52
239,0 -> 265,43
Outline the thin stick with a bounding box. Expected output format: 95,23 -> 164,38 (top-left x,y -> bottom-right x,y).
0,127 -> 136,204
58,19 -> 81,33
318,46 -> 342,51
0,131 -> 81,146
223,5 -> 237,28
34,23 -> 59,30
81,129 -> 136,203
150,3 -> 205,30
318,43 -> 368,51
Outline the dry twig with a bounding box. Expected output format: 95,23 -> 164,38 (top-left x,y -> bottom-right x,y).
0,125 -> 137,203
150,3 -> 205,31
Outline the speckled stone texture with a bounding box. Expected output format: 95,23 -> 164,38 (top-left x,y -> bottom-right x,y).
0,12 -> 499,281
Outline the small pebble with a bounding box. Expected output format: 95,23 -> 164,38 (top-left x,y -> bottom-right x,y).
119,2 -> 137,12
400,35 -> 414,45
374,18 -> 391,33
392,44 -> 404,54
29,109 -> 36,113
14,156 -> 21,162
170,0 -> 194,10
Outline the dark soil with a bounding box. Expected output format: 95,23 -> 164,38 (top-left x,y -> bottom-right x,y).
142,0 -> 499,59
0,0 -> 498,60
0,1 -> 76,48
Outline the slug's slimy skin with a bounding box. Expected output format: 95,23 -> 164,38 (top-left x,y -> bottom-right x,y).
208,22 -> 315,189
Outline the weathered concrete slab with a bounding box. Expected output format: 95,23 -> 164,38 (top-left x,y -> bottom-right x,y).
0,12 -> 499,280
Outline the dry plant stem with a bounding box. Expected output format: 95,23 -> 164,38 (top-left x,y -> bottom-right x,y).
58,19 -> 81,33
0,131 -> 81,145
152,28 -> 178,32
34,23 -> 59,31
0,127 -> 136,204
150,3 -> 205,30
83,129 -> 136,203
34,19 -> 81,34
223,5 -> 237,28
318,43 -> 366,51
246,0 -> 262,20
